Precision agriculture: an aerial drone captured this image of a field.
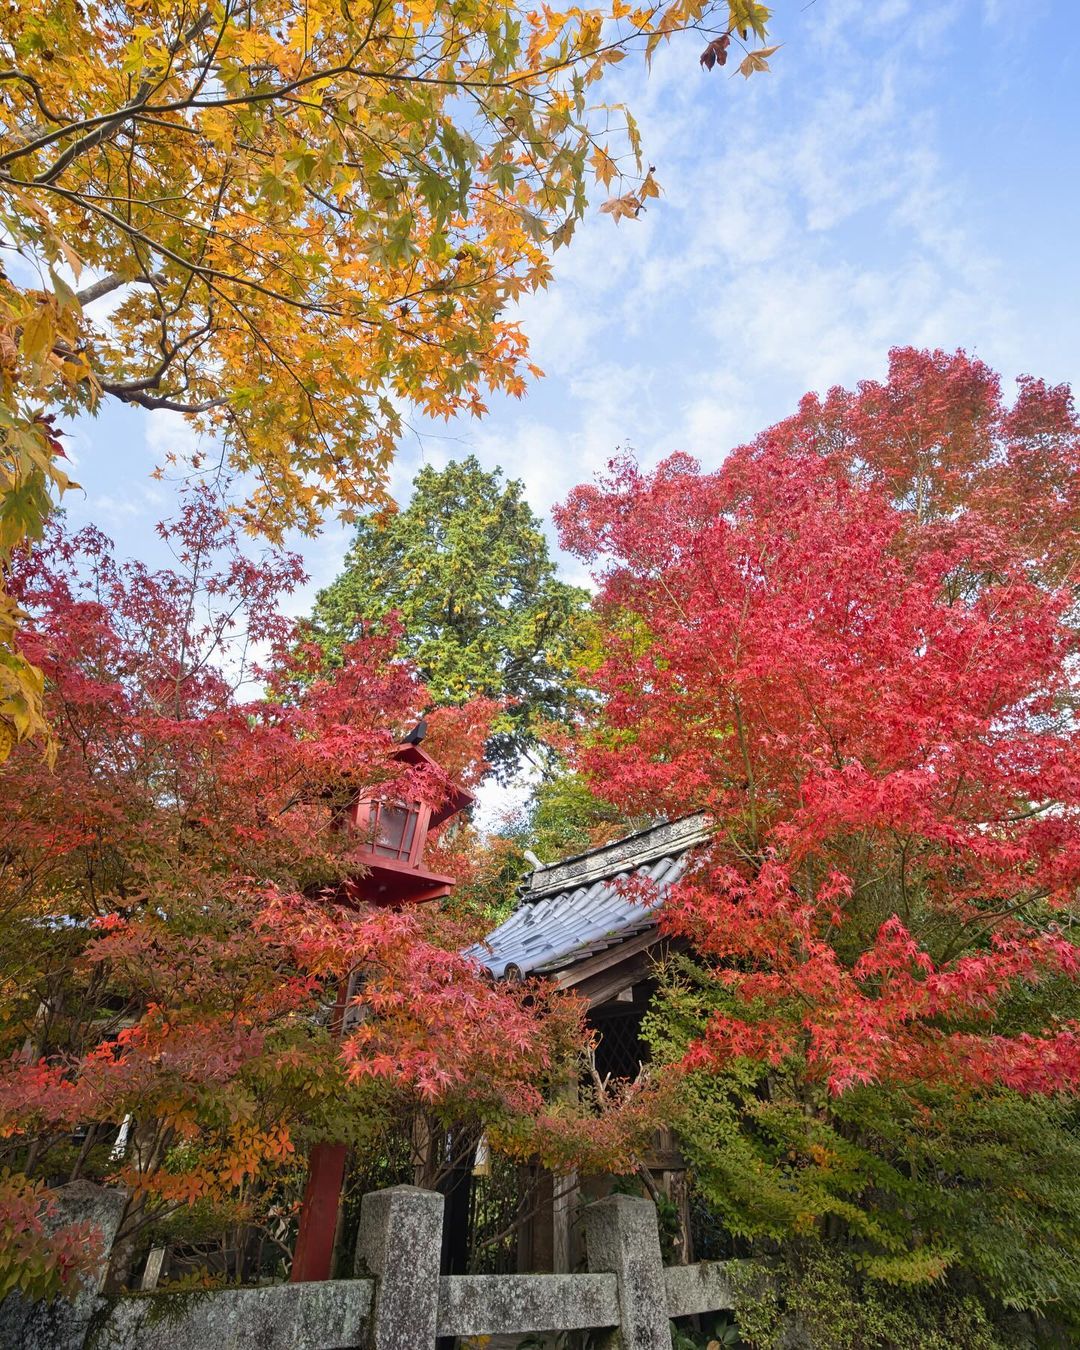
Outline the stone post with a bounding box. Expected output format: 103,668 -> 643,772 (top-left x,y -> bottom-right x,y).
354,1184 -> 444,1350
139,1244 -> 167,1291
0,1180 -> 127,1350
583,1193 -> 672,1350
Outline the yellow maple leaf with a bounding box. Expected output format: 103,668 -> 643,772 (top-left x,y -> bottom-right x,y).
591,146 -> 619,187
599,191 -> 641,223
738,43 -> 781,78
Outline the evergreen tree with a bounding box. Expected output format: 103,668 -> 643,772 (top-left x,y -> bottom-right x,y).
309,458 -> 588,778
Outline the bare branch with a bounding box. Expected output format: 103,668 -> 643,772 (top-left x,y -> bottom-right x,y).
74,270 -> 130,302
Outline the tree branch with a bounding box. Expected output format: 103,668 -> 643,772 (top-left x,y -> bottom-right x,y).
74,272 -> 170,306
99,383 -> 226,414
0,68 -> 68,127
33,10 -> 217,185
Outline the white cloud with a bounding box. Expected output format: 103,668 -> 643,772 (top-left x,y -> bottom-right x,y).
144,408 -> 206,461
93,493 -> 143,520
376,0 -> 1016,587
450,0 -> 1016,508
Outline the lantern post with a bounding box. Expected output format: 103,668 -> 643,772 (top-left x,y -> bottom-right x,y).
290,733 -> 473,1283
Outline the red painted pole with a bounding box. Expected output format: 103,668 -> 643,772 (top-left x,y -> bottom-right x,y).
291,1142 -> 349,1281
291,974 -> 352,1283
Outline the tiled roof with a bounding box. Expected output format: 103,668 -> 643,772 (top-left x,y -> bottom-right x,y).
466,814 -> 711,979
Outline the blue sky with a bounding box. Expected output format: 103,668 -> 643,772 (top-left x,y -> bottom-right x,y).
61,0 -> 1080,609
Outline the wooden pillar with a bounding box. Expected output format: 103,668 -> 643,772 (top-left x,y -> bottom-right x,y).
412,1113 -> 436,1187
516,1163 -> 538,1273
530,1169 -> 556,1272
552,1168 -> 578,1273
663,1168 -> 693,1265
440,1148 -> 474,1276
291,1142 -> 349,1282
292,972 -> 354,1282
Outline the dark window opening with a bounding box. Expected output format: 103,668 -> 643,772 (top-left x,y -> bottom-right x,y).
591,1008 -> 647,1082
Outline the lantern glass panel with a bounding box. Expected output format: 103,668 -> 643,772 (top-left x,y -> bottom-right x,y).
371,802 -> 420,860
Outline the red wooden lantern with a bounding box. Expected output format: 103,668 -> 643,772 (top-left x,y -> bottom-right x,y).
340,743 -> 473,907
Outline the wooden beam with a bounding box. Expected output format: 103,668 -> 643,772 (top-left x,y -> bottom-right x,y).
577,951 -> 663,1009
554,928 -> 662,991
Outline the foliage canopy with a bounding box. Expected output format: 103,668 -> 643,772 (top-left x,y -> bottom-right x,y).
0,0 -> 777,760
559,347 -> 1080,1320
0,493 -> 615,1296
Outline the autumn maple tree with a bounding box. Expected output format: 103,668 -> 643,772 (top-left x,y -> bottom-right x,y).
0,0 -> 780,763
557,349 -> 1080,1323
0,489 -> 601,1296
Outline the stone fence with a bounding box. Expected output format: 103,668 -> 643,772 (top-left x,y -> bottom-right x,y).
1,1183 -> 737,1350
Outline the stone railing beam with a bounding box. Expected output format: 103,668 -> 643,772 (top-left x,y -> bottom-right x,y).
437,1271 -> 618,1338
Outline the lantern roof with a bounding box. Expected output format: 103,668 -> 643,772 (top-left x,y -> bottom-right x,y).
392,741 -> 474,828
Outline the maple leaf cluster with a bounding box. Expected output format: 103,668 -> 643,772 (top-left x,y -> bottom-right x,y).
0,0 -> 779,766
0,1171 -> 101,1302
556,347 -> 1080,1099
